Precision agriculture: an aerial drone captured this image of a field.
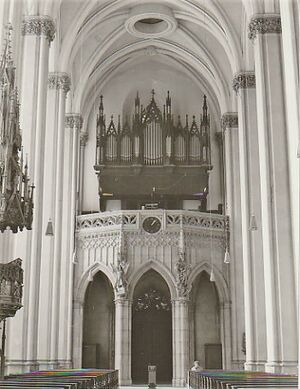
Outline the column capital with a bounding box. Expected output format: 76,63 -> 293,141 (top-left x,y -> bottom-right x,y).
232,72 -> 255,93
80,132 -> 88,146
172,297 -> 189,305
114,297 -> 131,305
249,14 -> 281,41
65,113 -> 83,130
48,72 -> 71,94
22,15 -> 56,43
221,113 -> 238,130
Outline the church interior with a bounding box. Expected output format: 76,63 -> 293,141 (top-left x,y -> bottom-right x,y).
0,0 -> 299,387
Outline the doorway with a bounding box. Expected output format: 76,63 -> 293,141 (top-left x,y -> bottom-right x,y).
82,271 -> 115,369
131,270 -> 172,384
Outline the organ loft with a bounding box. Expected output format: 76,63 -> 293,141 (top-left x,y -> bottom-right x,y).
94,90 -> 211,212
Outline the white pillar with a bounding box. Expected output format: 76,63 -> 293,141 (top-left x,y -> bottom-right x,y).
250,14 -> 297,373
11,15 -> 55,371
78,132 -> 88,214
37,72 -> 70,368
47,73 -> 71,366
172,298 -> 189,387
279,0 -> 300,290
115,297 -> 132,385
233,72 -> 267,371
221,113 -> 245,370
63,114 -> 82,366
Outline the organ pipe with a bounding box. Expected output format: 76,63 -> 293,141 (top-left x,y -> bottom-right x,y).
95,90 -> 210,167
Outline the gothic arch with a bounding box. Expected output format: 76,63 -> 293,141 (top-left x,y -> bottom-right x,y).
75,261 -> 117,304
189,261 -> 230,304
128,261 -> 177,300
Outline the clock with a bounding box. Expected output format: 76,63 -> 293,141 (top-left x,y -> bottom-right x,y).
142,216 -> 161,234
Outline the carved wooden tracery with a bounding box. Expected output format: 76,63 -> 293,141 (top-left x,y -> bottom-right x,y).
95,90 -> 210,167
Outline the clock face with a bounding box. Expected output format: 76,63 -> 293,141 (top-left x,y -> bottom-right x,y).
142,217 -> 161,234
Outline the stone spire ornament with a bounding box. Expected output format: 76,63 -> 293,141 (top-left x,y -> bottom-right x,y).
175,251 -> 190,298
0,25 -> 34,233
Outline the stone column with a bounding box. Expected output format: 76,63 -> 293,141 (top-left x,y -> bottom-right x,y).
47,73 -> 71,366
221,113 -> 244,370
115,297 -> 132,385
64,114 -> 82,366
37,72 -> 70,369
78,132 -> 88,214
215,131 -> 224,211
232,72 -> 267,371
249,14 -> 297,373
172,298 -> 189,387
13,15 -> 55,371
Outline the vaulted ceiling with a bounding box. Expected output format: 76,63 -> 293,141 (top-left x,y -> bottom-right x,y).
43,0 -> 280,124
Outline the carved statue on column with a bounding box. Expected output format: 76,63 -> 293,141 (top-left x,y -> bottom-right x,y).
112,251 -> 129,297
175,251 -> 190,298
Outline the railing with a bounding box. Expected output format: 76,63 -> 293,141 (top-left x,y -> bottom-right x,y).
76,209 -> 226,232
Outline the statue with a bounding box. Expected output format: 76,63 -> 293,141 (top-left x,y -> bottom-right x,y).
175,251 -> 190,298
111,251 -> 129,297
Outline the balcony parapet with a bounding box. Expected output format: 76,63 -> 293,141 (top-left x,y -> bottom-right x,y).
76,210 -> 226,233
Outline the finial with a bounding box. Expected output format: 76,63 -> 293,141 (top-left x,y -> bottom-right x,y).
151,89 -> 155,99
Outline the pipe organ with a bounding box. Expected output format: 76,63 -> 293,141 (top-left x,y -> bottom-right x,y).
95,90 -> 210,167
94,90 -> 212,212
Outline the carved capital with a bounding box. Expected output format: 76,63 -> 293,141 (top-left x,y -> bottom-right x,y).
249,14 -> 281,40
22,15 -> 55,43
80,132 -> 88,146
48,72 -> 71,93
65,113 -> 83,130
232,72 -> 255,94
221,113 -> 238,130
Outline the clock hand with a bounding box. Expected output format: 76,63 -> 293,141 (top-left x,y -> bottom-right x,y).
151,219 -> 156,226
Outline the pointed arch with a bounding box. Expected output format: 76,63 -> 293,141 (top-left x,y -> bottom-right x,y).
128,261 -> 177,300
75,261 -> 117,303
189,260 -> 230,304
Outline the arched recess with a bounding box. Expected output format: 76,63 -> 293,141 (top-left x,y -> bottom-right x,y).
82,271 -> 115,369
72,262 -> 117,369
131,269 -> 172,384
189,271 -> 221,369
188,262 -> 232,369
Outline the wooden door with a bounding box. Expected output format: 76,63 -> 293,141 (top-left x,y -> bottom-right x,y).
132,293 -> 172,384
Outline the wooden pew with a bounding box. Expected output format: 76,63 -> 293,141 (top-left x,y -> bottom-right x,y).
0,368 -> 118,389
189,370 -> 298,389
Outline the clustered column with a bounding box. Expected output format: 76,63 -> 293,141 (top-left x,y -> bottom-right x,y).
115,297 -> 132,385
221,113 -> 244,370
16,15 -> 55,371
78,132 -> 88,214
172,298 -> 189,386
249,14 -> 297,373
233,72 -> 267,371
64,113 -> 82,366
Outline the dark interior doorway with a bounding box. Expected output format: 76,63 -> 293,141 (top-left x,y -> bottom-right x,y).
132,270 -> 172,384
82,271 -> 115,369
